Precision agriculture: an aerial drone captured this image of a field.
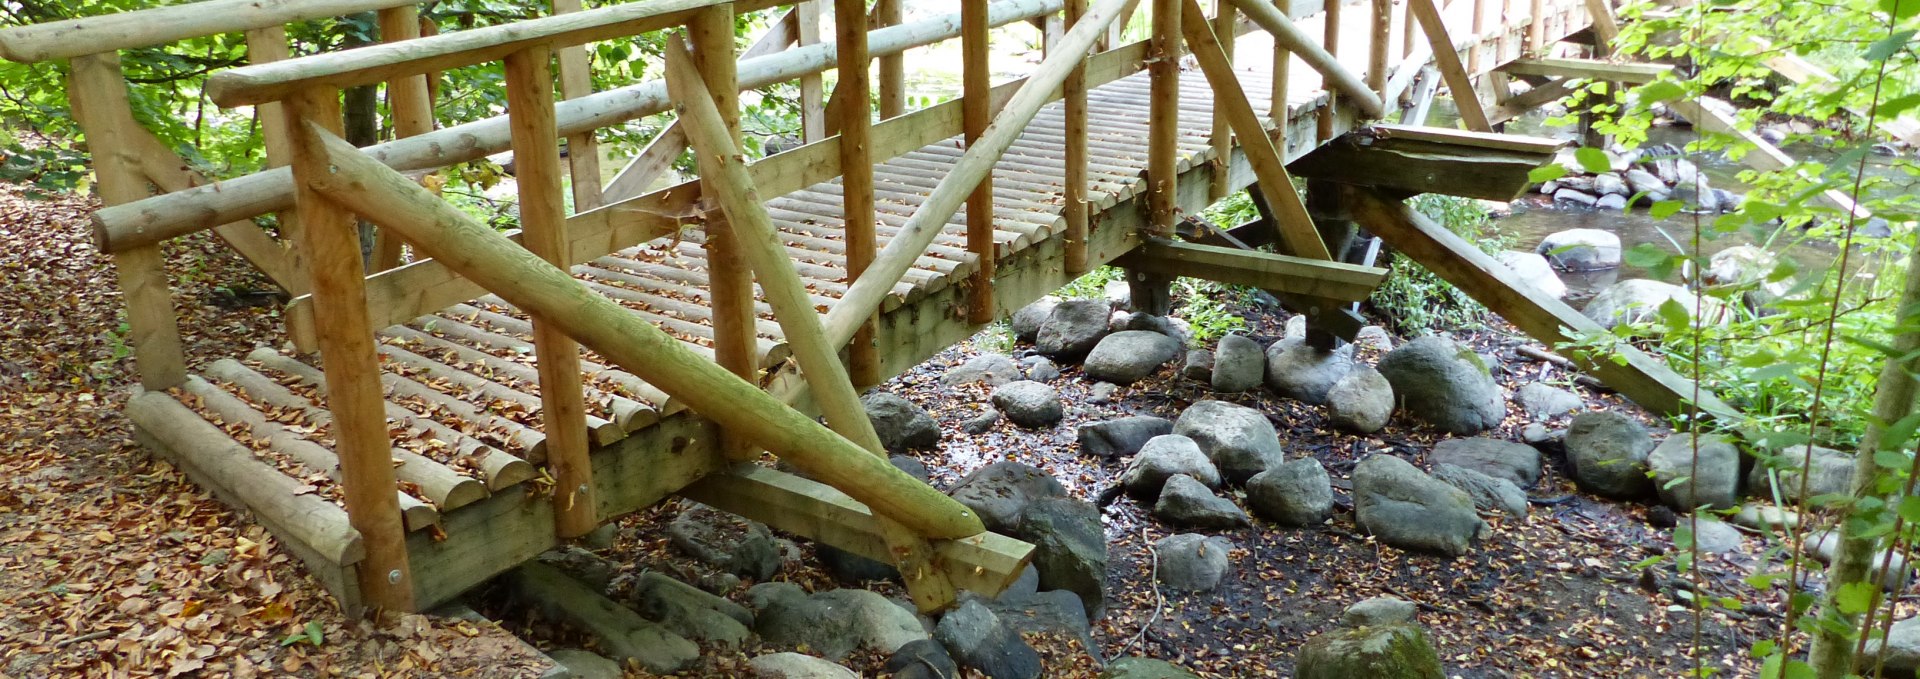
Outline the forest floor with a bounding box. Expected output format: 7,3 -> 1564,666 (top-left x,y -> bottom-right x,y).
0,173 -> 1891,678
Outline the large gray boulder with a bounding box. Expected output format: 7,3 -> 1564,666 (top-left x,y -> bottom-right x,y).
1011,298 -> 1060,343
1016,497 -> 1108,618
934,600 -> 1042,679
1352,455 -> 1485,556
885,639 -> 959,679
1428,438 -> 1542,488
1495,250 -> 1569,299
748,653 -> 861,679
1036,299 -> 1113,361
1515,382 -> 1584,420
1174,400 -> 1285,484
1326,366 -> 1394,434
863,392 -> 941,454
1211,334 -> 1266,392
1103,658 -> 1202,678
750,583 -> 929,660
1264,337 -> 1357,405
991,380 -> 1063,428
1153,474 -> 1250,529
1565,411 -> 1656,500
1077,415 -> 1174,459
669,503 -> 784,580
1154,533 -> 1234,592
550,650 -> 624,679
1749,444 -> 1856,503
1861,617 -> 1920,674
1583,279 -> 1729,329
948,462 -> 1067,532
631,572 -> 754,647
1120,434 -> 1222,501
1083,330 -> 1183,384
1430,463 -> 1528,517
1536,228 -> 1621,272
1297,598 -> 1444,679
1245,457 -> 1334,526
1648,434 -> 1741,510
942,354 -> 1024,388
1376,336 -> 1506,435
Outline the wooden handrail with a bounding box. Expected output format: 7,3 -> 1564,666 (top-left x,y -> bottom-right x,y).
303,123 -> 989,541
94,0 -> 1065,253
0,0 -> 418,63
821,0 -> 1135,348
207,0 -> 739,106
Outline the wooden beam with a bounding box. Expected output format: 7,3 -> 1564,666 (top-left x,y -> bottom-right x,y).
1368,0 -> 1391,99
689,3 -> 761,463
682,465 -> 1034,597
1208,0 -> 1237,201
1344,186 -> 1737,421
1499,57 -> 1668,84
1064,0 -> 1092,274
305,125 -> 987,540
284,86 -> 415,611
665,36 -> 958,613
1115,239 -> 1386,301
1179,0 -> 1330,260
370,5 -> 437,272
964,0 -> 997,323
504,45 -> 598,539
1289,124 -> 1567,200
876,0 -> 907,120
68,53 -> 187,391
837,0 -> 882,387
0,0 -> 418,63
1317,0 -> 1340,141
796,3 -> 828,141
1758,42 -> 1920,146
1224,0 -> 1386,119
126,127 -> 302,293
1582,0 -> 1617,55
1407,0 -> 1491,131
553,0 -> 607,212
206,0 -> 742,106
1489,75 -> 1576,123
502,563 -> 696,672
1667,97 -> 1870,219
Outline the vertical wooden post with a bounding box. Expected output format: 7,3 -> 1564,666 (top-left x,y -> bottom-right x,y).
504,46 -> 597,539
1527,0 -> 1544,53
1317,0 -> 1340,142
1404,0 -> 1417,57
1207,0 -> 1235,201
837,0 -> 881,387
1271,22 -> 1290,121
1064,0 -> 1091,274
1134,0 -> 1180,316
798,1 -> 829,141
1370,0 -> 1391,100
245,28 -> 309,295
876,0 -> 906,120
553,0 -> 606,211
963,0 -> 996,324
691,5 -> 760,451
284,86 -> 414,611
68,53 -> 187,391
1467,0 -> 1485,74
370,7 -> 435,271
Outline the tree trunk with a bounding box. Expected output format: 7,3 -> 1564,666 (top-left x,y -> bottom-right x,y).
1808,241 -> 1920,675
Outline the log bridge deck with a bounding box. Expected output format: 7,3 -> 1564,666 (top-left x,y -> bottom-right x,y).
0,0 -> 1711,614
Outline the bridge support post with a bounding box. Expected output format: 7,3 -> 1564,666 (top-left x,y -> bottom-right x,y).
1064,0 -> 1092,274
837,0 -> 882,388
690,3 -> 762,462
964,0 -> 997,324
1133,0 -> 1182,317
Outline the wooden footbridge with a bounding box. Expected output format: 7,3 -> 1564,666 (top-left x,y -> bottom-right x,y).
1,0 -> 1722,614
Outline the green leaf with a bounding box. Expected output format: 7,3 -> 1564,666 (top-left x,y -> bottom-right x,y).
1867,30 -> 1916,61
1884,93 -> 1920,118
1636,80 -> 1687,105
1882,0 -> 1920,19
1897,495 -> 1920,524
1650,200 -> 1686,220
1657,298 -> 1693,329
1575,147 -> 1613,174
1836,580 -> 1878,614
1875,449 -> 1912,469
1529,164 -> 1568,183
1624,243 -> 1673,269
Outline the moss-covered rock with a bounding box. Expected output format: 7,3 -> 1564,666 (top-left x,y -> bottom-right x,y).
1295,623 -> 1444,679
1101,657 -> 1201,678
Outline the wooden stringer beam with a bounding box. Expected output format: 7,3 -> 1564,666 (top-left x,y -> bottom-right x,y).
1344,186 -> 1737,422
1115,239 -> 1386,301
663,35 -> 962,613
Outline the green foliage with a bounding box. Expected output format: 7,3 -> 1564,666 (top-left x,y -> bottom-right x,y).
1367,195 -> 1508,335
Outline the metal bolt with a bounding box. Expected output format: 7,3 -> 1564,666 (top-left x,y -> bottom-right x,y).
577,484 -> 589,495
388,569 -> 402,584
